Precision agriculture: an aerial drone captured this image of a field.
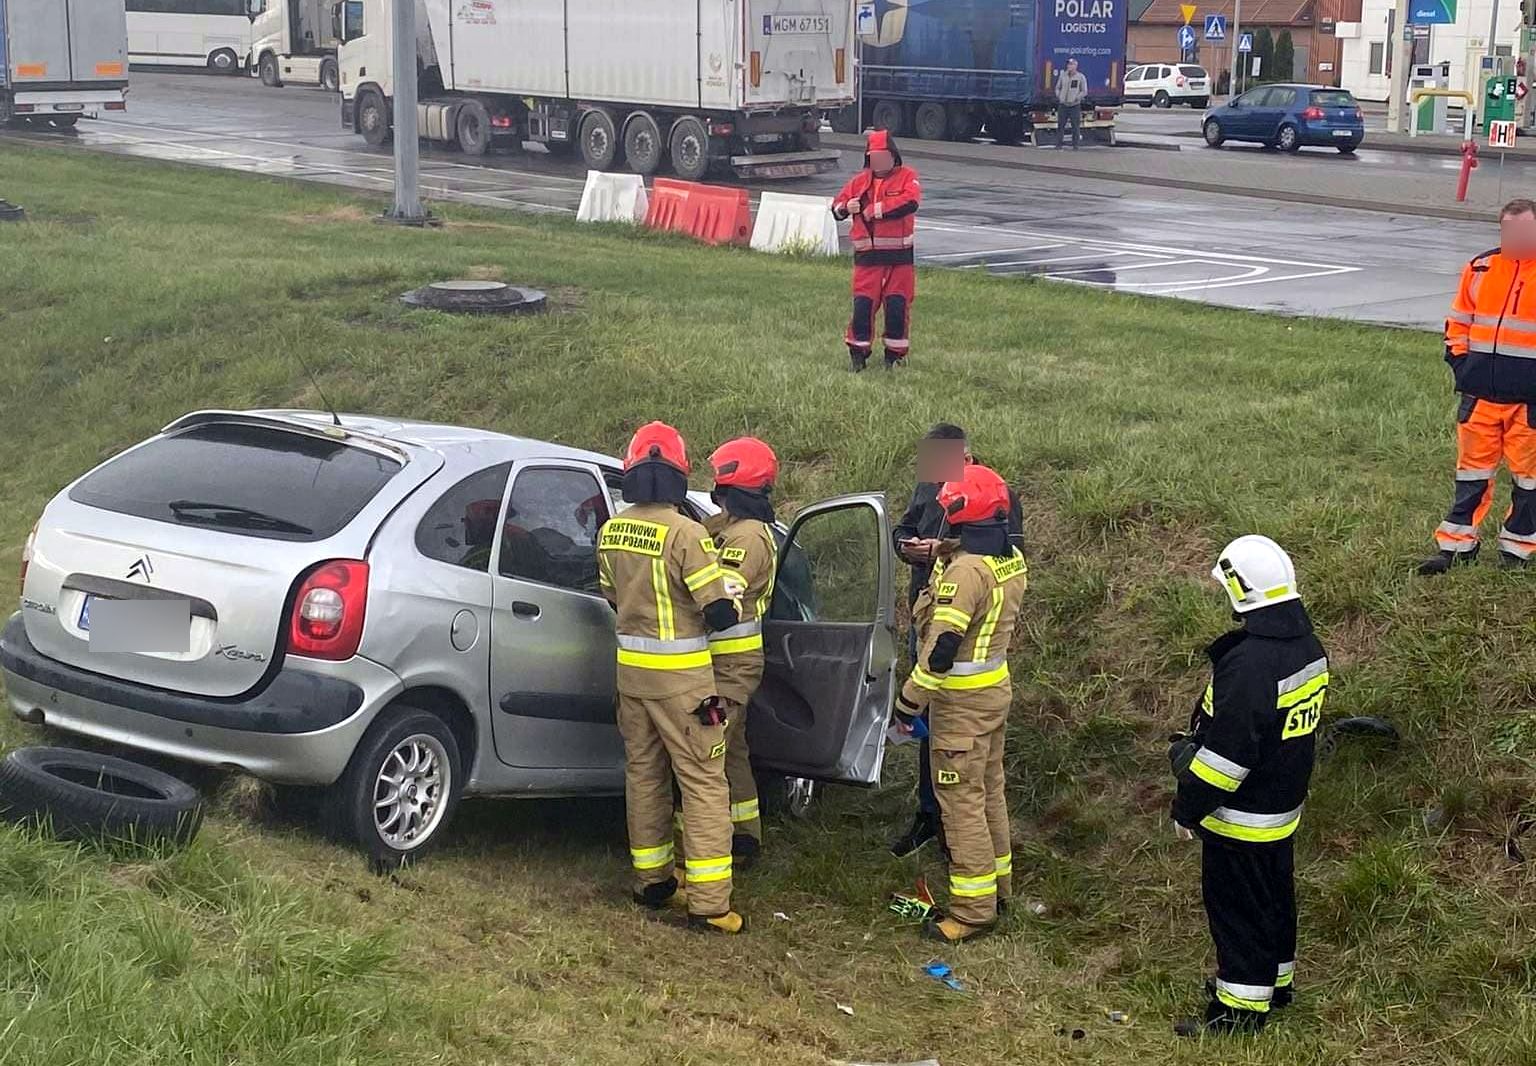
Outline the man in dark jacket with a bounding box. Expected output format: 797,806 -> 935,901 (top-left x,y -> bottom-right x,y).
889,423 -> 1024,857
1170,535 -> 1327,1036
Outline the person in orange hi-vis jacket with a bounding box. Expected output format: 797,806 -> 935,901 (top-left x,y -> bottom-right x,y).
831,128 -> 921,372
1423,198 -> 1536,574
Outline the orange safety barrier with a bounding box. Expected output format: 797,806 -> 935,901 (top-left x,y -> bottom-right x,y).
643,178 -> 752,246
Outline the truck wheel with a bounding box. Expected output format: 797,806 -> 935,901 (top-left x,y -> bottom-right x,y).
913,101 -> 947,141
208,48 -> 240,75
669,115 -> 710,181
359,90 -> 392,147
829,104 -> 859,134
946,104 -> 980,142
327,705 -> 464,872
320,58 -> 339,93
623,112 -> 664,175
457,100 -> 491,157
870,98 -> 906,136
259,53 -> 281,88
578,110 -> 622,170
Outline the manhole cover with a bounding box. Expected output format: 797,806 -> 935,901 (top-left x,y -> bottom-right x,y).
0,200 -> 25,223
400,280 -> 547,314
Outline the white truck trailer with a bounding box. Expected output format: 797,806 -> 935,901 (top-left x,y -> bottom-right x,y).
0,0 -> 128,126
337,0 -> 852,179
251,0 -> 341,90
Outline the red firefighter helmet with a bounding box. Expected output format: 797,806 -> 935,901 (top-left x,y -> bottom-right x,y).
709,437 -> 778,491
624,421 -> 689,474
937,463 -> 1010,526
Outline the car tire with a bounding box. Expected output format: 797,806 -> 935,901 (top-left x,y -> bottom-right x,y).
320,58 -> 339,93
1203,118 -> 1225,147
258,52 -> 281,88
1338,143 -> 1358,155
328,705 -> 463,872
756,772 -> 818,822
0,746 -> 204,847
457,99 -> 491,156
913,101 -> 948,141
870,98 -> 907,136
1278,124 -> 1301,153
208,48 -> 240,75
1154,90 -> 1171,108
578,109 -> 622,170
623,111 -> 665,175
669,115 -> 710,181
359,89 -> 391,146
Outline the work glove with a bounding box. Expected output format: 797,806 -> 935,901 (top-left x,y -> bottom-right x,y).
693,696 -> 728,728
893,693 -> 926,733
1168,732 -> 1198,777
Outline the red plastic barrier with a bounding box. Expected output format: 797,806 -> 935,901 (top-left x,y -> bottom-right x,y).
643,178 -> 752,246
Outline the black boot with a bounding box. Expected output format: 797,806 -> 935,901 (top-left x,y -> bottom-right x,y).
1174,998 -> 1267,1037
631,876 -> 679,910
1500,550 -> 1530,569
731,833 -> 761,870
889,812 -> 939,858
1418,544 -> 1478,575
848,346 -> 869,372
883,349 -> 905,369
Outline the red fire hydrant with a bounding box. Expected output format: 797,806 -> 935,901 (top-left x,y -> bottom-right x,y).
1458,138 -> 1480,202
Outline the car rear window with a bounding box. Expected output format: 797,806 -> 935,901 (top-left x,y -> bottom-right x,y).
69,422 -> 402,542
1310,90 -> 1355,107
1179,66 -> 1207,77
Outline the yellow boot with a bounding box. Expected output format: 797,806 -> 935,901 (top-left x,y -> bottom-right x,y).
922,915 -> 994,944
688,911 -> 747,935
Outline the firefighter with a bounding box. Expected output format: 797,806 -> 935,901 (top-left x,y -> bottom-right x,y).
893,463 -> 1028,944
1423,198 -> 1536,573
831,128 -> 922,372
1169,535 -> 1327,1036
703,437 -> 780,866
598,422 -> 746,935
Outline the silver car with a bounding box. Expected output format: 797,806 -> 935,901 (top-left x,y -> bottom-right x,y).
2,410 -> 898,866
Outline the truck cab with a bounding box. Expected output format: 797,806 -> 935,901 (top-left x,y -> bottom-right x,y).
250,0 -> 342,91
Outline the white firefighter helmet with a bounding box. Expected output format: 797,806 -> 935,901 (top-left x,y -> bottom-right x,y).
1211,535 -> 1299,614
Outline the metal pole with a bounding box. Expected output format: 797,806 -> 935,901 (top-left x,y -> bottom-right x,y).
1385,0 -> 1412,134
389,0 -> 425,222
856,27 -> 864,131
1230,0 -> 1242,96
1488,0 -> 1500,59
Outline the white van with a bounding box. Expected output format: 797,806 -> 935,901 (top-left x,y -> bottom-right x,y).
1124,63 -> 1210,108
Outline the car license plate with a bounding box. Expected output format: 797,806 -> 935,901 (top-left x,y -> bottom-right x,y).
1333,130 -> 1353,137
53,103 -> 84,112
79,595 -> 94,631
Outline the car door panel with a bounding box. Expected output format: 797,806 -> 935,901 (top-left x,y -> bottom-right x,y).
748,493 -> 896,786
488,461 -> 623,771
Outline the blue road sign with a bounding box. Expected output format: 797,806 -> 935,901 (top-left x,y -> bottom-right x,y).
1177,24 -> 1197,50
1237,31 -> 1253,52
1204,14 -> 1226,40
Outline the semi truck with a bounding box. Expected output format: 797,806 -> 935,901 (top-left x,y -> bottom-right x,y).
337,0 -> 852,179
251,0 -> 341,90
840,0 -> 1128,145
0,0 -> 128,127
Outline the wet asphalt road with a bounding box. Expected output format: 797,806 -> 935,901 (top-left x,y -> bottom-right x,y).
0,71 -> 1503,330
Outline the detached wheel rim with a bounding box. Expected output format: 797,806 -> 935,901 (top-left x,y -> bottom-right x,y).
784,777 -> 816,820
374,734 -> 450,851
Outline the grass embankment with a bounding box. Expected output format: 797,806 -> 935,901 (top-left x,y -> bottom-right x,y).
1,143 -> 1534,1066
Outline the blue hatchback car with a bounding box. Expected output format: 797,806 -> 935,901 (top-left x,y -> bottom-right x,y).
1203,84 -> 1365,154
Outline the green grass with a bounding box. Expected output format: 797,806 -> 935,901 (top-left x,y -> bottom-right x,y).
1,143 -> 1534,1065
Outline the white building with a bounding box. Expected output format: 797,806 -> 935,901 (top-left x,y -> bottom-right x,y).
1337,0 -> 1522,101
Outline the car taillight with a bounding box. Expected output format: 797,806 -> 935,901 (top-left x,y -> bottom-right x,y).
1301,106 -> 1325,121
288,560 -> 368,660
1353,107 -> 1364,120
1177,75 -> 1186,87
14,104 -> 34,113
105,101 -> 126,111
19,521 -> 37,597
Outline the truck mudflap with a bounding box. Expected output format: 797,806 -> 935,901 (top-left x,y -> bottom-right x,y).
729,149 -> 840,179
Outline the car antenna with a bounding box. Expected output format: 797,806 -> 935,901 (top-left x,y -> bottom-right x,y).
290,348 -> 343,427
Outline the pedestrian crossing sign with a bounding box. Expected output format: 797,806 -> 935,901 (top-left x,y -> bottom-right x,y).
1204,14 -> 1226,40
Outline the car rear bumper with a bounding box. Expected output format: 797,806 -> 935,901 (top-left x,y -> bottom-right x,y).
0,613 -> 400,785
1301,124 -> 1364,145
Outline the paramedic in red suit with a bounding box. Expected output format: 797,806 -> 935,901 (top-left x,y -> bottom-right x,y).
831,129 -> 922,372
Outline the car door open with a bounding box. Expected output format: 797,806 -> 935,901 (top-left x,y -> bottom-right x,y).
747,493 -> 896,786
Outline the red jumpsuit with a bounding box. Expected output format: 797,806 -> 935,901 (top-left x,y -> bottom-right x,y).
832,137 -> 921,368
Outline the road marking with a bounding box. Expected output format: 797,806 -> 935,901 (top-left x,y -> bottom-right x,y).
978,249 -> 1154,268
921,243 -> 1065,260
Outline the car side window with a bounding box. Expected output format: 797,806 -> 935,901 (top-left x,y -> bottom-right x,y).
1128,67 -> 1144,81
498,466 -> 609,594
1242,88 -> 1271,107
1271,88 -> 1295,109
415,463 -> 513,572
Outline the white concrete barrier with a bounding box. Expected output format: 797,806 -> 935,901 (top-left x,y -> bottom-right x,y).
576,170 -> 649,224
749,191 -> 839,256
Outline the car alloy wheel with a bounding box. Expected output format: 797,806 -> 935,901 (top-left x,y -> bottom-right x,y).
373,733 -> 450,851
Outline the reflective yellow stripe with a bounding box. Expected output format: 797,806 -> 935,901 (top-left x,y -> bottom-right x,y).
708,634 -> 764,656
910,665 -> 945,691
617,648 -> 713,670
1275,965 -> 1295,989
940,663 -> 1009,690
685,855 -> 733,883
1215,988 -> 1271,1013
730,799 -> 760,823
1201,683 -> 1214,717
1189,757 -> 1243,792
949,873 -> 997,898
1199,812 -> 1302,843
931,607 -> 973,630
651,558 -> 674,641
972,587 -> 1005,660
684,563 -> 723,592
1277,672 -> 1328,709
994,853 -> 1012,877
630,843 -> 674,871
599,553 -> 615,588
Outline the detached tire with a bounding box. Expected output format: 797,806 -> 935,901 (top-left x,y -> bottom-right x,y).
329,706 -> 463,872
0,746 -> 203,847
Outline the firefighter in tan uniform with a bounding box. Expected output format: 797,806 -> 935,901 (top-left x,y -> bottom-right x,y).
893,463 -> 1028,944
703,437 -> 780,865
598,422 -> 746,934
